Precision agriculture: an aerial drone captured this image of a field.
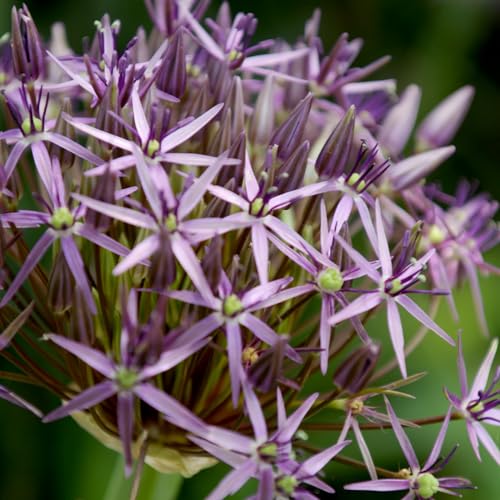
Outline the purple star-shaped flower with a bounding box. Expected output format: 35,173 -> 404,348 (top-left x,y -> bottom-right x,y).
445,335 -> 500,465
345,398 -> 473,499
43,290 -> 209,475
329,199 -> 454,377
0,153 -> 130,313
189,376 -> 350,500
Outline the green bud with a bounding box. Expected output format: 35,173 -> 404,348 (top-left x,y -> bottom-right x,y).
50,207 -> 74,231
317,267 -> 344,293
387,278 -> 403,295
277,475 -> 298,495
259,442 -> 278,458
228,49 -> 241,62
21,117 -> 43,135
147,139 -> 160,157
347,172 -> 366,192
428,224 -> 446,245
416,473 -> 439,499
223,294 -> 244,317
249,197 -> 266,216
165,213 -> 177,232
115,367 -> 139,390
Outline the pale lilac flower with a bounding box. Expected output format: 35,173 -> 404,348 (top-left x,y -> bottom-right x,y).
329,199 -> 454,377
267,199 -> 374,373
162,270 -> 304,406
345,398 -> 473,499
73,148 -> 240,305
189,379 -> 350,499
0,154 -> 129,313
43,290 -> 209,475
0,85 -> 103,189
445,335 -> 500,465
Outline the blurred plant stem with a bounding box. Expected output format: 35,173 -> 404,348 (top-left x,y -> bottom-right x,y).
104,455 -> 183,500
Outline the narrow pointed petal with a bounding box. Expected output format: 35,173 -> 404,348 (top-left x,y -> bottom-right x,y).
63,115 -> 134,151
266,232 -> 317,275
44,334 -> 114,377
188,436 -> 245,468
172,313 -> 222,348
3,140 -> 28,185
330,194 -> 354,236
208,185 -> 248,210
474,422 -> 500,465
72,194 -> 156,229
352,418 -> 377,480
161,103 -> 223,153
243,48 -> 310,69
163,290 -> 209,307
328,293 -> 382,327
345,479 -> 410,492
244,149 -> 260,200
131,88 -> 151,146
0,231 -> 55,308
251,223 -> 269,284
171,234 -> 217,308
246,284 -> 314,312
276,389 -> 287,429
278,393 -> 318,442
47,132 -> 104,165
241,374 -> 268,441
226,322 -> 243,408
43,380 -> 117,422
113,234 -> 158,275
385,397 -> 419,470
133,147 -> 162,220
140,337 -> 209,379
395,295 -> 454,346
133,383 -> 206,435
423,408 -> 452,471
118,392 -> 135,477
242,277 -> 292,308
320,298 -> 332,374
178,152 -> 229,220
47,51 -> 97,97
256,468 -> 274,500
331,222 -> 380,282
0,210 -> 49,228
206,459 -> 257,500
354,197 -> 379,254
387,298 -> 407,378
31,142 -> 57,199
61,236 -> 97,314
74,223 -> 131,258
300,440 -> 350,476
469,338 -> 498,401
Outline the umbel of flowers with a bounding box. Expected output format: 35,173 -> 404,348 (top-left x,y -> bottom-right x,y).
0,1 -> 498,498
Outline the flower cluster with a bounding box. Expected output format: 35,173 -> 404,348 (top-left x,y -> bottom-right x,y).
0,2 -> 498,499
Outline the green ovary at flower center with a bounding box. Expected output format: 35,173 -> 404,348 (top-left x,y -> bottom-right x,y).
115,367 -> 139,390
317,267 -> 344,293
386,278 -> 403,295
428,224 -> 446,245
50,207 -> 74,230
223,294 -> 244,317
21,116 -> 43,135
164,213 -> 177,232
468,400 -> 484,415
347,172 -> 366,192
416,473 -> 439,499
277,475 -> 298,495
258,442 -> 278,459
249,197 -> 267,216
147,139 -> 160,157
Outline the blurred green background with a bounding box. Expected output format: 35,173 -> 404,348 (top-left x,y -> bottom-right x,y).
0,0 -> 499,499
